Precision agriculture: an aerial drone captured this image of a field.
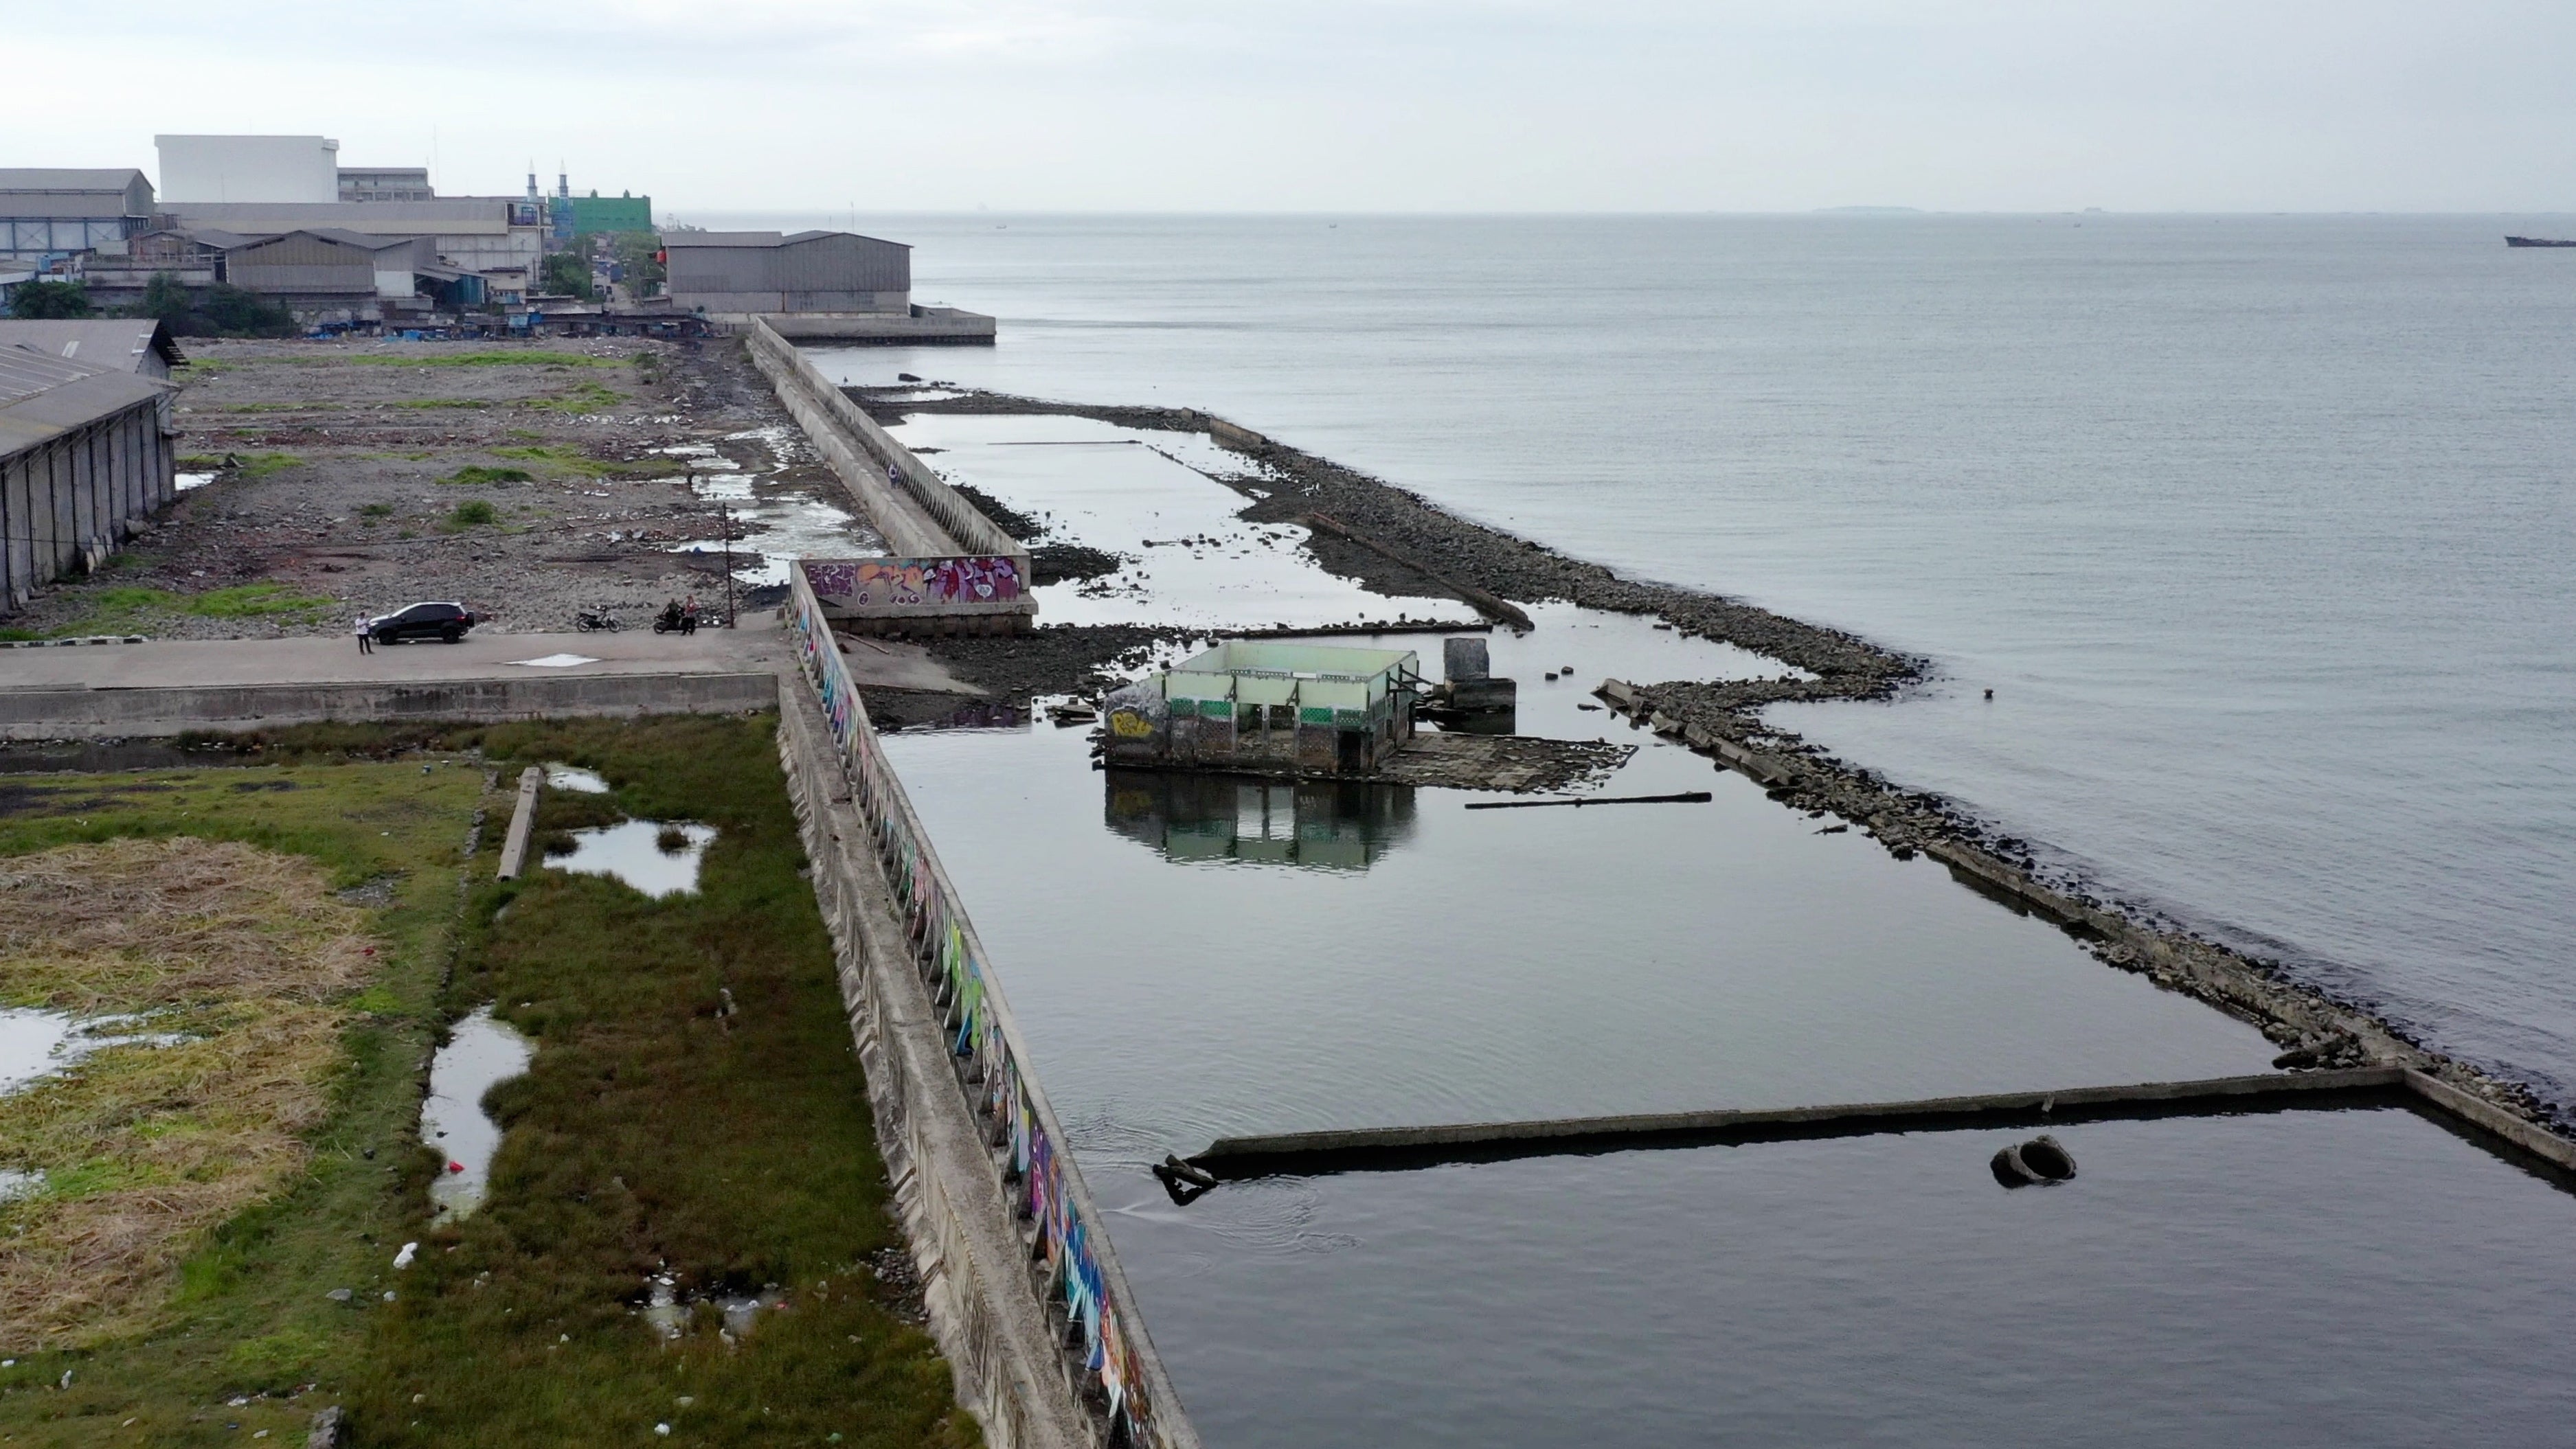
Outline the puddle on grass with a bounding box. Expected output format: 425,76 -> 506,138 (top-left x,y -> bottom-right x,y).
543,820 -> 718,899
640,1274 -> 787,1345
0,1169 -> 41,1202
0,1007 -> 187,1096
423,1005 -> 533,1224
543,763 -> 610,794
653,426 -> 885,586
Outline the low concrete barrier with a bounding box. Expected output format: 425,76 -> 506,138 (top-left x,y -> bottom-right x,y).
494,766 -> 541,880
1191,1068 -> 2413,1178
758,309 -> 997,345
0,670 -> 780,738
745,318 -> 1026,562
776,679 -> 1092,1449
782,571 -> 1199,1448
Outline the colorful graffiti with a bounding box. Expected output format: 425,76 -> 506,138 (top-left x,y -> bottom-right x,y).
786,574 -> 1176,1447
804,555 -> 1023,611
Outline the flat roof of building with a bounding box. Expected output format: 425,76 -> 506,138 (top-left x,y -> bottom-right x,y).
1176,639 -> 1420,681
661,229 -> 909,249
0,320 -> 183,373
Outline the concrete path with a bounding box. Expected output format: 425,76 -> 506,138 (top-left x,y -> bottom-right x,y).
0,624 -> 785,691
0,616 -> 975,696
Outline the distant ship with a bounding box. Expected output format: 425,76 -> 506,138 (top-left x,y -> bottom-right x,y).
2505,236 -> 2576,247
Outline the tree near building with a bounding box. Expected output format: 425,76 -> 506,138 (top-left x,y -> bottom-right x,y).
611,232 -> 666,299
538,251 -> 595,301
10,279 -> 94,319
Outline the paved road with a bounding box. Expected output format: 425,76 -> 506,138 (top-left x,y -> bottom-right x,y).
0,615 -> 974,696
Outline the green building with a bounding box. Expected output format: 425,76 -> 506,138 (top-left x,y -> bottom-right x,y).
563,191 -> 653,237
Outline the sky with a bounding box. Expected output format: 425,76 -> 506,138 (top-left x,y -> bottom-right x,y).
8,1 -> 2575,213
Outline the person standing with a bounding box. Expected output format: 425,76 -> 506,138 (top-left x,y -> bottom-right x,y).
354,613 -> 373,654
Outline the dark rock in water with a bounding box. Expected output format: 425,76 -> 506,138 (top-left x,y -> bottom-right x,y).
2019,1134 -> 2077,1180
1030,543 -> 1123,584
897,372 -> 923,383
1991,1134 -> 2076,1187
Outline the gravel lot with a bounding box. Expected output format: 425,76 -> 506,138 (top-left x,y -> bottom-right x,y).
8,336 -> 869,641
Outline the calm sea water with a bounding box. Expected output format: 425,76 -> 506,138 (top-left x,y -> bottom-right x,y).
769,212 -> 2576,1110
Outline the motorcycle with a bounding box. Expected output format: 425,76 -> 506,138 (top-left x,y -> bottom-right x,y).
651,604 -> 701,636
574,608 -> 622,633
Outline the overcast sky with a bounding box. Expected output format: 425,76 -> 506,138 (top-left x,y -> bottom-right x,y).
10,1 -> 2573,213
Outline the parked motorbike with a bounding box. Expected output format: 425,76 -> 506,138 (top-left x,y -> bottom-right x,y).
574,608 -> 622,633
650,602 -> 700,636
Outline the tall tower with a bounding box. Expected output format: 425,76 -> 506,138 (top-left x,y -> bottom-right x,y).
526,163 -> 540,202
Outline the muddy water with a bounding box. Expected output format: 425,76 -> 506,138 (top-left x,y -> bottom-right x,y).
654,430 -> 884,589
0,1007 -> 182,1095
423,1006 -> 532,1224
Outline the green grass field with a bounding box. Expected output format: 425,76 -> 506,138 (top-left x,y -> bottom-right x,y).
0,719 -> 971,1446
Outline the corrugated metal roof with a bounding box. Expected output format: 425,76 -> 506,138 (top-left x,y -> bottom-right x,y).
662,229 -> 909,250
0,168 -> 148,193
0,345 -> 106,406
169,200 -> 515,237
0,345 -> 172,461
0,321 -> 185,373
661,231 -> 785,247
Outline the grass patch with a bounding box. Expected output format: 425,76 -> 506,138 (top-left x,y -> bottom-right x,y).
0,757 -> 485,1444
234,453 -> 304,480
176,454 -> 226,470
348,352 -> 619,369
214,402 -> 321,414
440,466 -> 533,486
48,582 -> 337,636
392,399 -> 496,410
358,503 -> 395,521
444,501 -> 499,529
335,716 -> 971,1446
0,840 -> 378,1347
521,381 -> 626,414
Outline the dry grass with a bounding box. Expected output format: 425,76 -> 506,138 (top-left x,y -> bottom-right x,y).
0,838 -> 377,1351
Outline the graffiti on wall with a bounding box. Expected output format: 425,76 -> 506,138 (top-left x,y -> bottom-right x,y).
804,556 -> 1024,611
785,571 -> 1173,1446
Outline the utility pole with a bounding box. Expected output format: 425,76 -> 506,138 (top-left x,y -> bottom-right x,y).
719,501 -> 736,628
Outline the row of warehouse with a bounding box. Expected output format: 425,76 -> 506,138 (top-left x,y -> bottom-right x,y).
5,135 -> 934,328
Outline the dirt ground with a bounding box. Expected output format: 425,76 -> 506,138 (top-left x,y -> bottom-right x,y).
10,337 -> 841,641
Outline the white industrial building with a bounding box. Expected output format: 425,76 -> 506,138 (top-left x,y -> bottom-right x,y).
155,135 -> 342,204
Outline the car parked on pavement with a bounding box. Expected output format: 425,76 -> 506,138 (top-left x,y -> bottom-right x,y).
366,601 -> 480,644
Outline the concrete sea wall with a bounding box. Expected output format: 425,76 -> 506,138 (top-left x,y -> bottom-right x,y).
744,319 -> 1026,562
780,570 -> 1201,1449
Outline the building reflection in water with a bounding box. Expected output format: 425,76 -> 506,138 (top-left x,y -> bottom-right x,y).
1103,769 -> 1418,871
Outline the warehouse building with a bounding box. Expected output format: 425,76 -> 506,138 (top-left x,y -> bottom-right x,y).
0,169 -> 157,265
164,200 -> 547,308
0,339 -> 178,611
662,230 -> 910,315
